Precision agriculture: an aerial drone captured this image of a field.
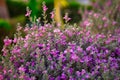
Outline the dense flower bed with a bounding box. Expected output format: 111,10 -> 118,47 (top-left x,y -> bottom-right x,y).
0,1 -> 120,80
1,22 -> 120,80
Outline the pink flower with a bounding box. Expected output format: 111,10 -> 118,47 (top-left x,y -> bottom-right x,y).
3,69 -> 7,74
63,13 -> 71,22
81,69 -> 86,75
83,20 -> 91,27
71,54 -> 79,61
4,39 -> 12,46
13,38 -> 17,43
77,46 -> 83,52
42,70 -> 47,74
12,48 -> 21,54
0,75 -> 3,80
54,28 -> 60,33
25,8 -> 31,17
42,3 -> 48,12
50,11 -> 54,19
102,17 -> 107,21
19,66 -> 25,72
24,42 -> 28,48
93,13 -> 99,18
59,54 -> 64,59
106,0 -> 112,6
2,47 -> 8,56
19,75 -> 24,79
24,27 -> 29,32
104,23 -> 108,27
57,23 -> 61,27
86,46 -> 91,51
112,21 -> 117,25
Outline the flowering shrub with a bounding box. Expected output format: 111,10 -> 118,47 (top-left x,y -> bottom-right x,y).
80,0 -> 120,35
1,2 -> 120,80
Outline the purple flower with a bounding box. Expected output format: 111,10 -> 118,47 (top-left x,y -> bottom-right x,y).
76,71 -> 80,77
71,54 -> 79,61
49,77 -> 55,80
59,53 -> 64,59
77,46 -> 83,52
86,46 -> 91,51
0,75 -> 3,80
85,74 -> 90,79
61,73 -> 67,79
29,69 -> 35,74
56,76 -> 61,80
81,69 -> 86,75
19,66 -> 26,72
38,44 -> 44,49
67,68 -> 73,74
4,38 -> 12,46
12,47 -> 21,54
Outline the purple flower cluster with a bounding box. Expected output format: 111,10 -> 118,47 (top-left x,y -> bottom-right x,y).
1,22 -> 120,80
1,1 -> 120,80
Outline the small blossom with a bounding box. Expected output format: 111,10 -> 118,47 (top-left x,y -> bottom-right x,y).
19,66 -> 26,72
83,20 -> 91,27
76,71 -> 80,77
0,75 -> 3,80
93,13 -> 99,18
63,13 -> 71,22
85,74 -> 90,78
4,38 -> 12,46
81,69 -> 86,75
71,54 -> 79,61
54,28 -> 60,33
12,47 -> 21,54
24,42 -> 28,48
25,7 -> 31,17
61,73 -> 66,79
77,46 -> 83,52
57,23 -> 61,27
13,38 -> 17,43
86,46 -> 91,51
112,21 -> 117,25
50,11 -> 54,19
42,3 -> 48,12
102,17 -> 107,21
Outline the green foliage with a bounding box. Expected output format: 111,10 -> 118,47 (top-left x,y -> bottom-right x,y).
6,0 -> 26,17
0,19 -> 11,30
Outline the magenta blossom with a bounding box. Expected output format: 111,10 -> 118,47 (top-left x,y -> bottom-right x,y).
0,75 -> 3,80
25,7 -> 31,17
19,66 -> 26,72
71,54 -> 79,61
4,38 -> 12,46
42,3 -> 48,12
63,13 -> 71,22
50,11 -> 54,19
